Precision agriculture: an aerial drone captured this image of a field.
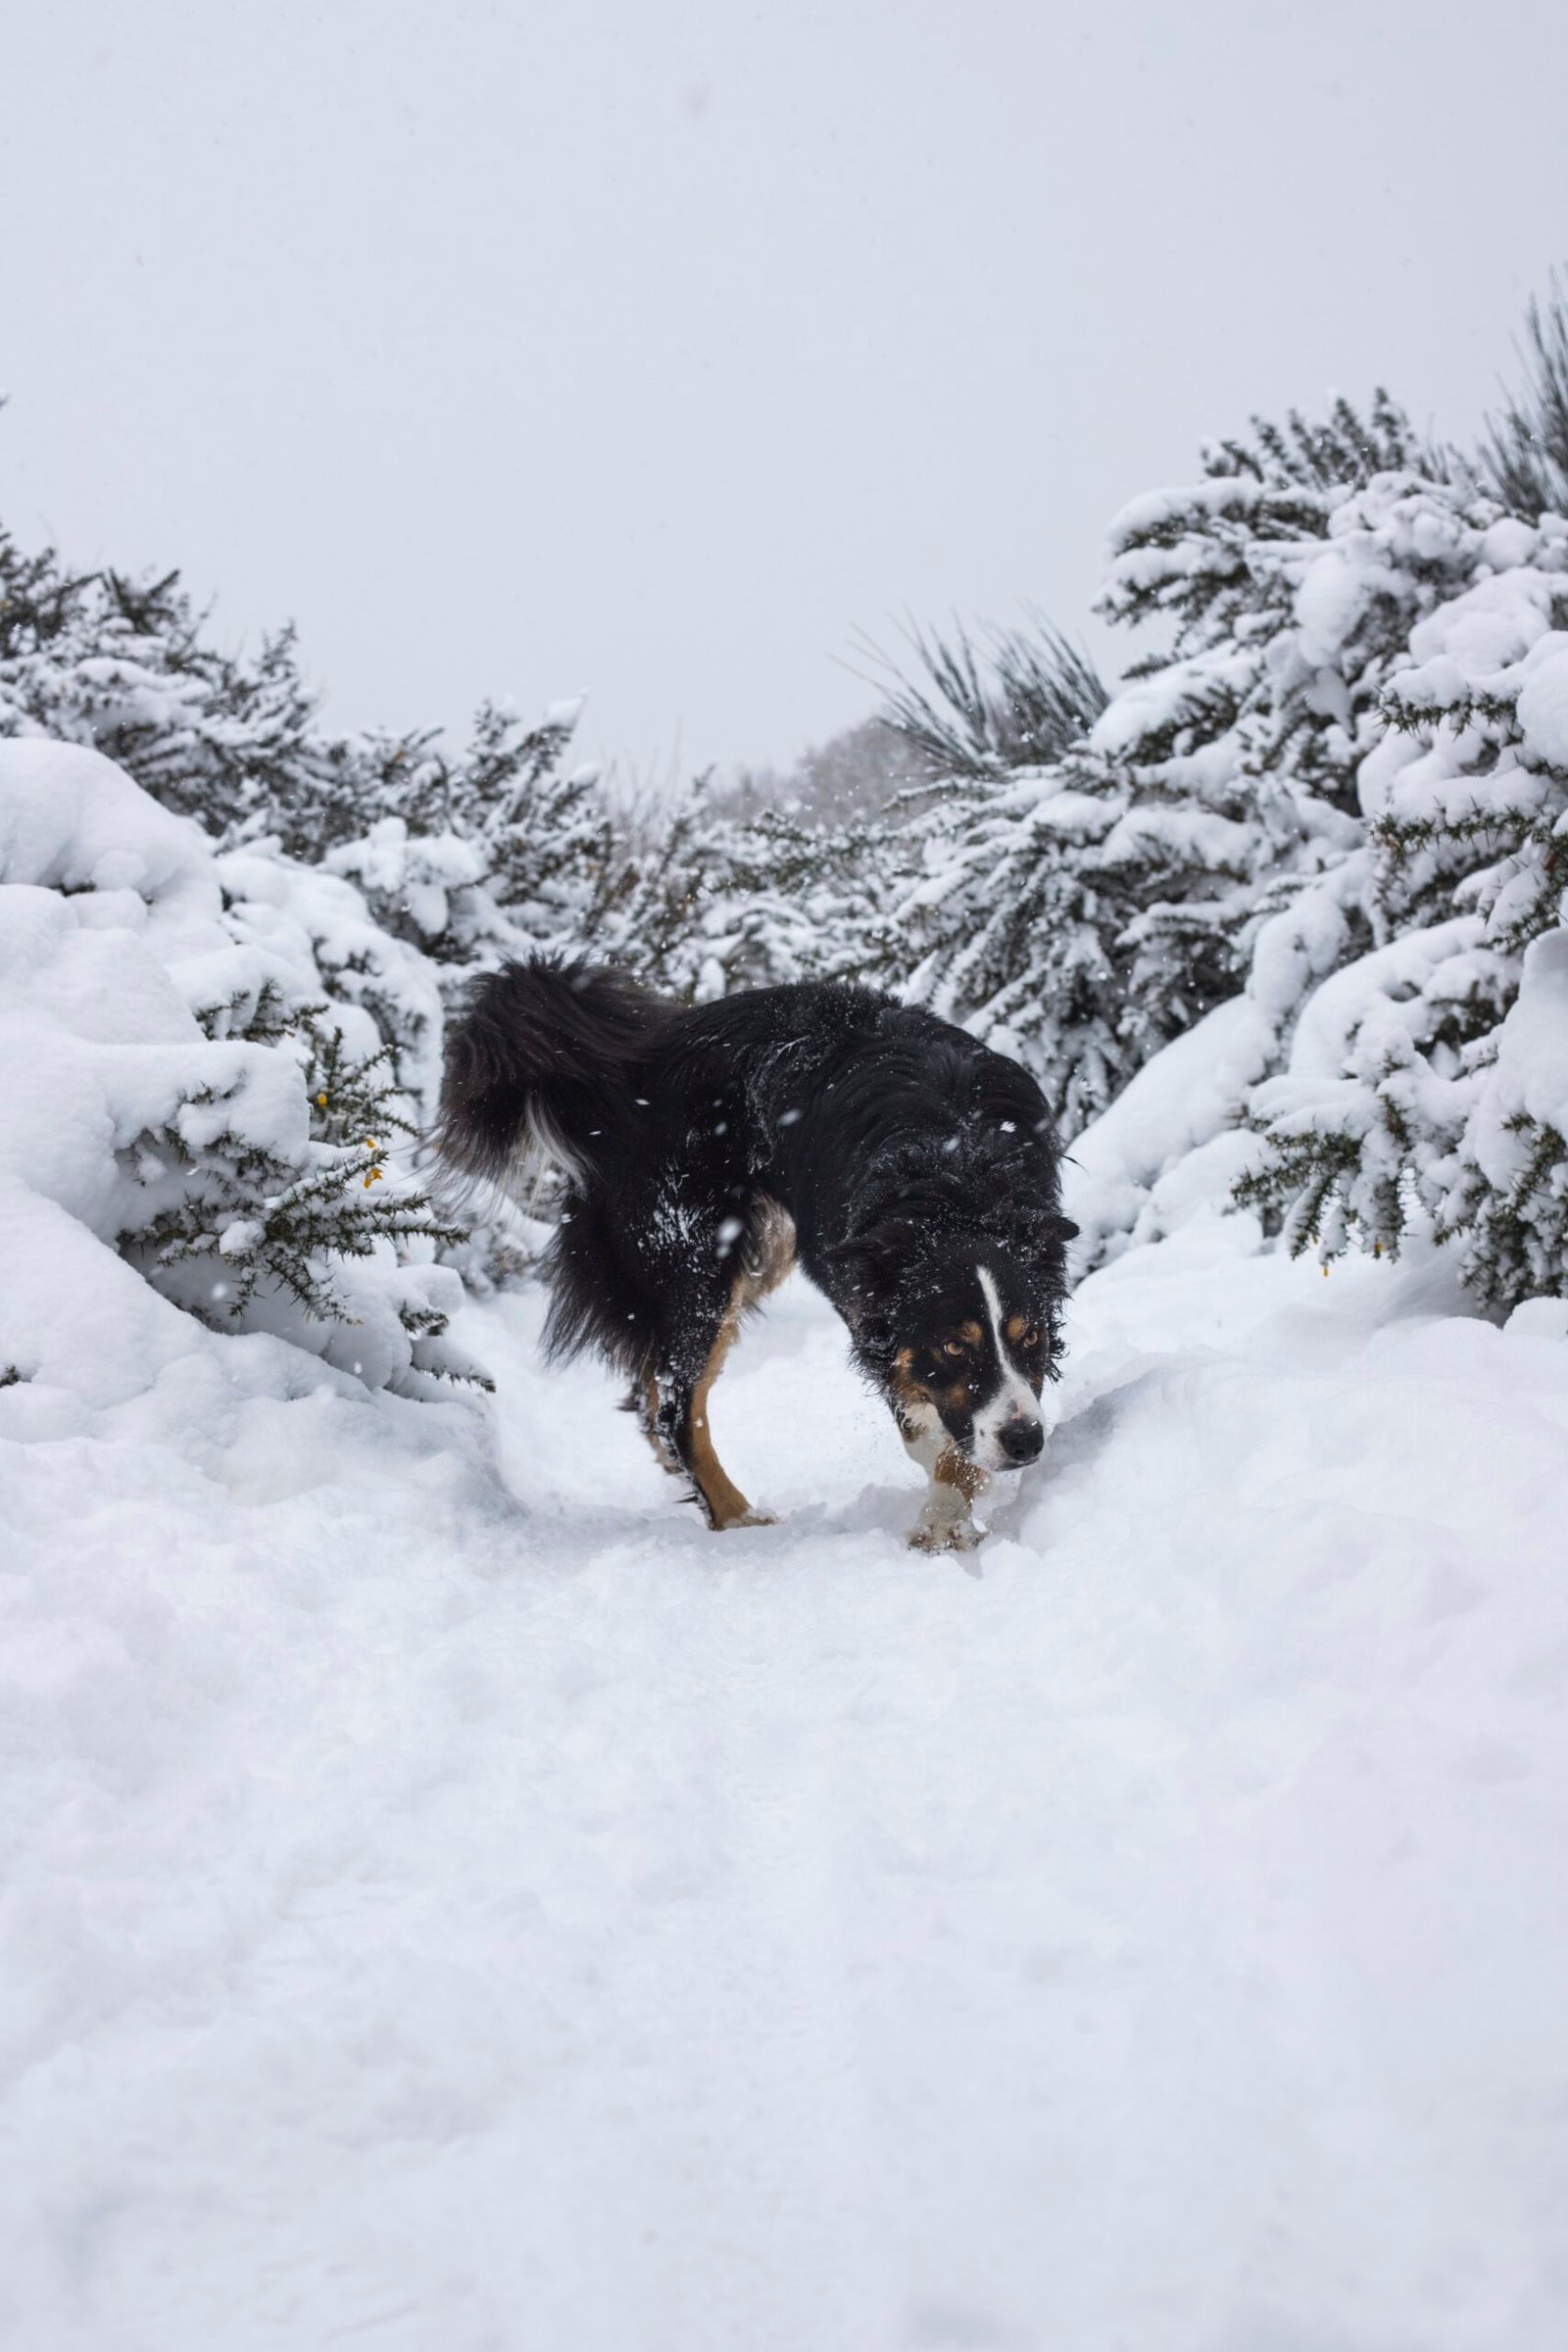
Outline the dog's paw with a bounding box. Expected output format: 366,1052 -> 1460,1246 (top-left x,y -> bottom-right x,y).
906,1517 -> 982,1554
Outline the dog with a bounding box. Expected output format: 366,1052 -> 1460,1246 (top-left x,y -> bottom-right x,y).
435,957 -> 1076,1551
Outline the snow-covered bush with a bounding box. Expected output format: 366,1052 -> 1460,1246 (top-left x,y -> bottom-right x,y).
0,533 -> 372,848
1239,525 -> 1568,1301
0,517 -> 650,1042
1041,341 -> 1568,1310
875,625 -> 1130,1132
119,1002 -> 464,1340
1082,407 -> 1481,1064
322,700 -> 624,974
871,315 -> 1568,1319
630,800 -> 900,1001
0,740 -> 483,1396
877,405 -> 1483,1140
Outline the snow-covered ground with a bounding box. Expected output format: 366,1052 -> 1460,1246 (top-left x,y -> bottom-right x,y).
4,1212 -> 1567,2352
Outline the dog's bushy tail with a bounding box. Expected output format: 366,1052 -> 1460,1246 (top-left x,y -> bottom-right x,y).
433,956 -> 673,1196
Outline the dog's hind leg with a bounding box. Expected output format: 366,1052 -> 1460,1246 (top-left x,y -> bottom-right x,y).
653,1284 -> 772,1533
622,1375 -> 683,1476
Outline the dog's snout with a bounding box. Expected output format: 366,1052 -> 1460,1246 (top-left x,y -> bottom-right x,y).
997,1416 -> 1043,1465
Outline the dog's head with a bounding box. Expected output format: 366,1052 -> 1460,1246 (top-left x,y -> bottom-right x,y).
839,1230 -> 1073,1473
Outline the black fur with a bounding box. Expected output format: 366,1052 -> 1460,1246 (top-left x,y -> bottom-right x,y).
436,956 -> 1076,1528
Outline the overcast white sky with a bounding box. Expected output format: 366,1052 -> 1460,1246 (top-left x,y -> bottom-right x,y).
4,1 -> 1566,780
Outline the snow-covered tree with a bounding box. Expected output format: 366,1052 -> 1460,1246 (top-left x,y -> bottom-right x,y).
322,699 -> 623,975
1482,270 -> 1568,525
0,514 -> 639,1071
1239,511 -> 1568,1302
871,620 -> 1122,1129
631,798 -> 899,1001
1088,397 -> 1469,1054
877,411 -> 1482,1143
0,532 -> 373,847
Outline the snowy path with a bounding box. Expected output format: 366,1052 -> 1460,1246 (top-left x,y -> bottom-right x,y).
4,1224 -> 1568,2351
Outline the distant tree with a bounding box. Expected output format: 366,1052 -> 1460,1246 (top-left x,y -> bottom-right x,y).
0,532 -> 373,847
866,613 -> 1106,780
721,714 -> 937,827
1482,271 -> 1568,524
0,514 -> 634,1039
872,620 -> 1126,1129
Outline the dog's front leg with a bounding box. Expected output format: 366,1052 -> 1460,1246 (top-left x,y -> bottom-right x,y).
898,1412 -> 989,1553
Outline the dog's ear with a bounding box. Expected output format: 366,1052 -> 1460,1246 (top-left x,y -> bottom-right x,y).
822,1222 -> 907,1322
1010,1205 -> 1079,1253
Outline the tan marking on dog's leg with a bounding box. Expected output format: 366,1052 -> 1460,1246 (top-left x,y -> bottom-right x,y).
687,1307 -> 771,1532
934,1446 -> 988,1503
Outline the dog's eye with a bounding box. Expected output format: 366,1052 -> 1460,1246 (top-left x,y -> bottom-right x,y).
943,1339 -> 967,1358
1019,1326 -> 1040,1348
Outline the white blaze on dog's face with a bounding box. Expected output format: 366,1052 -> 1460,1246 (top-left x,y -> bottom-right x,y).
969,1265 -> 1046,1470
892,1257 -> 1048,1473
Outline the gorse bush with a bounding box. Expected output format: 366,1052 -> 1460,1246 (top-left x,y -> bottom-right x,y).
121,1003 -> 467,1337
1237,496 -> 1568,1298
0,733 -> 486,1395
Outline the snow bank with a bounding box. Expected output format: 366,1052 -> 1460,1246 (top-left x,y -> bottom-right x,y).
1477,925 -> 1568,1140
1063,993 -> 1273,1260
2,1233 -> 1564,2350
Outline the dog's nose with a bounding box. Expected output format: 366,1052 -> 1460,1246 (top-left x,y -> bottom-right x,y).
997,1416 -> 1043,1465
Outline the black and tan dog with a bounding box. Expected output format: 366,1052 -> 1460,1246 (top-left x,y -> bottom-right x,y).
436,958 -> 1076,1551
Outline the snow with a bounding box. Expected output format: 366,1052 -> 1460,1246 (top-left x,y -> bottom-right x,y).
1266,914 -> 1486,1091
1246,852 -> 1371,1031
1064,993 -> 1274,1256
1087,648 -> 1256,763
1515,638 -> 1568,772
325,815 -> 488,949
1387,568 -> 1566,722
6,1219 -> 1564,2350
1464,928 -> 1568,1183
1104,474 -> 1273,548
0,737 -> 217,918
